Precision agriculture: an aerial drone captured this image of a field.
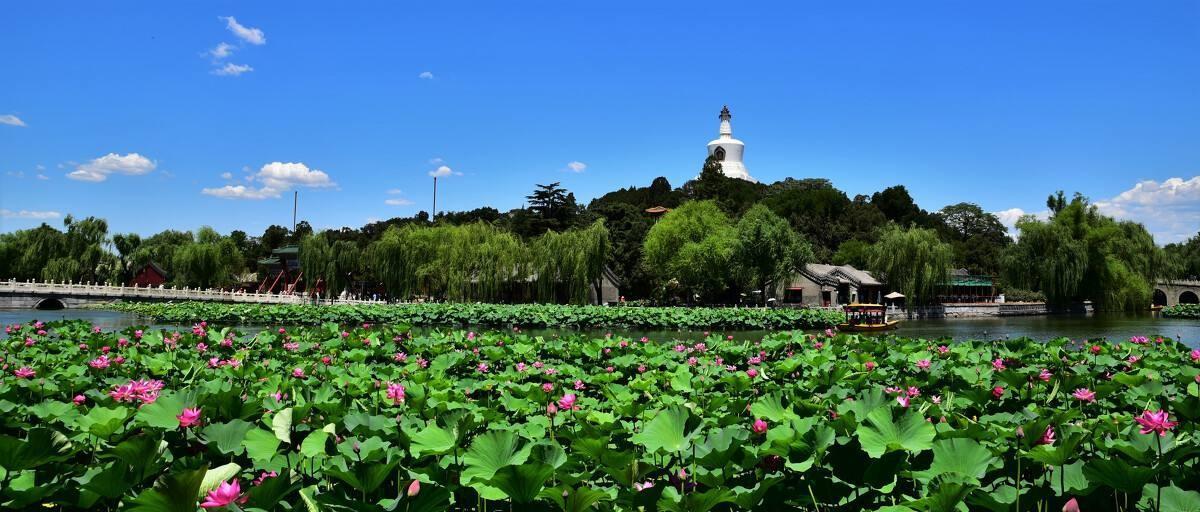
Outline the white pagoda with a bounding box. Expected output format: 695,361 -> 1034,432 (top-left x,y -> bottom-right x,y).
706,105 -> 755,182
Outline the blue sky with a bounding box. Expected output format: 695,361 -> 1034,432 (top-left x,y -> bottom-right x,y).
2,1 -> 1198,242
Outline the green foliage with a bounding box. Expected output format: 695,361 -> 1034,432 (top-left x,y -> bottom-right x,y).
169,227 -> 243,288
642,201 -> 737,301
1004,196 -> 1161,310
5,319 -> 1197,510
867,224 -> 954,305
102,300 -> 844,330
732,204 -> 813,302
936,202 -> 1011,275
1163,304 -> 1200,318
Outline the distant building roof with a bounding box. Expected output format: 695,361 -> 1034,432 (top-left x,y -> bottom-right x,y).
802,263 -> 882,287
948,274 -> 994,287
272,245 -> 300,256
644,206 -> 671,215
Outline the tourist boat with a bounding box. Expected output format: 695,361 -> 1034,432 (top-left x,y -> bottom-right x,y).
837,303 -> 900,332
1150,304 -> 1164,312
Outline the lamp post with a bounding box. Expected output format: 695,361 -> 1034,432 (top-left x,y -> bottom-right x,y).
432,176 -> 438,222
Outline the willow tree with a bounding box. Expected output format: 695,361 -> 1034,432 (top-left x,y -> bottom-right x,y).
867,224 -> 953,306
643,200 -> 737,302
369,223 -> 527,302
300,234 -> 334,296
732,204 -> 813,303
1004,196 -> 1159,310
171,227 -> 243,288
530,220 -> 609,304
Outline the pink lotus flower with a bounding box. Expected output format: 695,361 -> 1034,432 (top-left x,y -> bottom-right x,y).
634,481 -> 655,492
13,367 -> 34,379
824,328 -> 834,337
557,393 -> 577,410
476,362 -> 489,373
292,368 -> 305,378
865,361 -> 877,371
906,386 -> 921,397
177,407 -> 202,428
992,386 -> 1005,399
201,479 -> 245,509
916,359 -> 931,371
992,358 -> 1006,371
341,331 -> 350,338
208,357 -> 222,368
752,418 -> 769,434
1038,368 -> 1052,382
931,395 -> 942,405
89,355 -> 110,369
1135,409 -> 1177,436
546,403 -> 558,416
394,352 -> 408,362
135,329 -> 143,339
574,380 -> 585,390
386,382 -> 406,405
937,345 -> 949,355
407,479 -> 421,496
605,366 -> 614,373
253,471 -> 278,486
1089,345 -> 1102,354
542,382 -> 554,393
813,342 -> 825,350
638,364 -> 647,373
1071,388 -> 1095,403
1037,425 -> 1055,446
746,368 -> 759,379
277,328 -> 286,334
1063,497 -> 1080,512
1127,355 -> 1140,365
73,394 -> 86,405
1190,349 -> 1200,362
896,395 -> 910,408
196,342 -> 208,353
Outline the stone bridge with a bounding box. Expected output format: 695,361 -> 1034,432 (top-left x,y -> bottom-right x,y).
0,280 -> 381,309
1154,280 -> 1200,307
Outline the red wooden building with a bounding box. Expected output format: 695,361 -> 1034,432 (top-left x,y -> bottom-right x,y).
128,262 -> 169,287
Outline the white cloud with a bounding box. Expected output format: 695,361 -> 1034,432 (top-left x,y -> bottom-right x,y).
1,209 -> 61,220
200,184 -> 277,200
1095,176 -> 1200,243
565,161 -> 587,173
6,171 -> 23,178
429,157 -> 444,164
209,42 -> 235,59
428,165 -> 459,178
36,174 -> 48,180
418,71 -> 434,80
212,62 -> 253,76
220,16 -> 265,45
203,161 -> 335,200
992,207 -> 1050,237
220,172 -> 233,179
384,198 -> 414,206
67,153 -> 156,182
386,188 -> 403,194
0,114 -> 25,127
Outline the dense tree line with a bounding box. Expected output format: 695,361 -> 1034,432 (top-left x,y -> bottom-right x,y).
0,158 -> 1182,310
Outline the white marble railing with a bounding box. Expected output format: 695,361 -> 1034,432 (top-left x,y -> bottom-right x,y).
0,279 -> 385,305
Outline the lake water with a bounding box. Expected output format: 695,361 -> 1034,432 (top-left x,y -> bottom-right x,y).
1,308 -> 1197,347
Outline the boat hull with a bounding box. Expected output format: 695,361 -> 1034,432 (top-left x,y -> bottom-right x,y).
837,320 -> 900,332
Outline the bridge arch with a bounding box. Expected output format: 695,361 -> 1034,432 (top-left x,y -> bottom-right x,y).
34,297 -> 65,310
1181,291 -> 1200,305
1153,289 -> 1168,306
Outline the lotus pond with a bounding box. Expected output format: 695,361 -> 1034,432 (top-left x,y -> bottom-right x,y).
3,320 -> 1200,511
96,302 -> 845,331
